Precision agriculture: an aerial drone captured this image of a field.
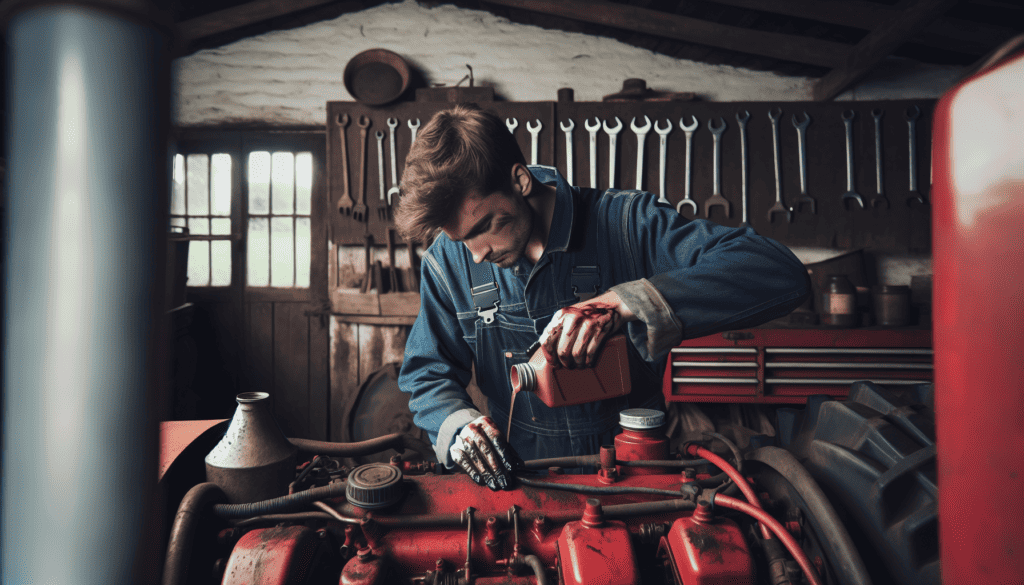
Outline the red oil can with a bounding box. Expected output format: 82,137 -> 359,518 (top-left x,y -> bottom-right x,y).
509,334 -> 631,408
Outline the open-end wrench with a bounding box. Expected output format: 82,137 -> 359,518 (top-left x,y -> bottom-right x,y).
871,109 -> 889,209
603,116 -> 623,188
841,110 -> 865,209
791,112 -> 816,214
506,117 -> 518,135
736,111 -> 750,227
526,119 -> 542,165
376,130 -> 386,220
335,113 -> 353,215
585,117 -> 601,188
767,108 -> 791,223
905,105 -> 926,206
654,119 -> 672,204
705,117 -> 731,219
560,119 -> 575,185
631,115 -> 652,190
352,115 -> 371,223
676,115 -> 698,216
387,117 -> 400,209
408,118 -> 420,145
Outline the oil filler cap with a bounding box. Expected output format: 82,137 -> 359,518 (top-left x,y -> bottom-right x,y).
345,463 -> 404,510
619,408 -> 665,430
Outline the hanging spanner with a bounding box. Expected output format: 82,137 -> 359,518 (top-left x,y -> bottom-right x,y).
352,115 -> 371,223
871,109 -> 889,209
387,117 -> 400,209
506,117 -> 518,135
791,112 -> 816,214
408,118 -> 420,145
631,115 -> 652,190
905,105 -> 926,206
603,116 -> 623,188
841,110 -> 865,209
585,117 -> 601,188
560,119 -> 575,185
767,108 -> 791,223
676,115 -> 698,216
335,113 -> 353,215
526,119 -> 542,165
736,111 -> 750,227
376,130 -> 386,219
705,117 -> 731,219
654,119 -> 672,205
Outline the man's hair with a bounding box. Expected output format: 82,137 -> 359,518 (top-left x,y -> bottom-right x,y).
394,103 -> 527,242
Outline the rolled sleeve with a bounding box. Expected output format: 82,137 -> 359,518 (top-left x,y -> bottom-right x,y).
609,278 -> 683,361
434,408 -> 483,468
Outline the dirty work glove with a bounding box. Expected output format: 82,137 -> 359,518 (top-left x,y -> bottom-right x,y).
449,416 -> 522,491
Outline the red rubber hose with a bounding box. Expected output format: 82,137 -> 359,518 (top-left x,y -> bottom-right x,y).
715,494 -> 824,585
687,443 -> 772,540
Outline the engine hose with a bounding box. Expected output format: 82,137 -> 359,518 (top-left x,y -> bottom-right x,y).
516,476 -> 686,497
713,494 -> 823,585
162,482 -> 227,585
212,481 -> 348,519
688,444 -> 772,540
523,555 -> 550,585
747,446 -> 872,585
288,433 -> 434,460
522,455 -> 710,469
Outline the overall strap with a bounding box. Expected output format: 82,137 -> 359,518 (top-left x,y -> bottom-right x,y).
468,255 -> 500,324
570,190 -> 603,302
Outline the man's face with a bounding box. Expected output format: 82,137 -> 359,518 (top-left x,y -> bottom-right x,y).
442,188 -> 533,269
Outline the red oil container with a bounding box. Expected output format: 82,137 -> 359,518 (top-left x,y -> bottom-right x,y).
614,408 -> 669,476
509,333 -> 631,408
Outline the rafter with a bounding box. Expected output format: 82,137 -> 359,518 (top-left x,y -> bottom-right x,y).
176,0 -> 365,49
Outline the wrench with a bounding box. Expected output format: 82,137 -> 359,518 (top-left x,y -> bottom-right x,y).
603,116 -> 623,188
408,118 -> 420,144
506,117 -> 518,135
736,111 -> 750,227
705,117 -> 731,219
676,115 -> 698,216
585,117 -> 601,188
560,119 -> 575,185
352,115 -> 371,223
387,117 -> 400,210
376,130 -> 386,219
791,112 -> 816,214
905,105 -> 926,206
335,113 -> 353,215
631,115 -> 652,190
871,109 -> 889,209
654,119 -> 672,205
841,110 -> 865,209
767,108 -> 791,223
526,119 -> 542,165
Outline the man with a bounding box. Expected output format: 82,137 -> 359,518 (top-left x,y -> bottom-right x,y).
394,104 -> 809,490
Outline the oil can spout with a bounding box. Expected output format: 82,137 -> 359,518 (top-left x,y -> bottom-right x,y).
510,362 -> 537,393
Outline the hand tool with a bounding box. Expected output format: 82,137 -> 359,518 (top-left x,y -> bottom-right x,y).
767,107 -> 791,223
585,117 -> 601,188
905,105 -> 926,206
654,119 -> 672,205
603,116 -> 623,189
791,112 -> 816,214
871,109 -> 889,209
387,117 -> 400,209
841,110 -> 865,209
526,119 -> 542,165
560,119 -> 575,185
335,113 -> 354,215
705,117 -> 731,218
630,115 -> 651,190
353,115 -> 371,223
408,118 -> 420,144
376,130 -> 387,220
386,228 -> 399,293
676,115 -> 698,216
360,233 -> 373,292
506,117 -> 518,135
736,110 -> 750,227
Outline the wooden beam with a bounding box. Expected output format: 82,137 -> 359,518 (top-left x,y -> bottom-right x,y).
177,0 -> 362,47
481,0 -> 851,68
813,0 -> 959,101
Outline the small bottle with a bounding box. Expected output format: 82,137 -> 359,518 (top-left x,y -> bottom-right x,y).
820,275 -> 857,328
509,334 -> 632,409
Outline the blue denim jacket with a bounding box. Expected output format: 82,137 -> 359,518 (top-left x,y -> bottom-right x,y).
399,166 -> 809,466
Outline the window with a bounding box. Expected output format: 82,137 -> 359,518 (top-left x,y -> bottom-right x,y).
171,153 -> 232,287
247,151 -> 313,288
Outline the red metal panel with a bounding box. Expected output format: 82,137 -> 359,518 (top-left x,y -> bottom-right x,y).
222,525 -> 320,585
558,519 -> 639,585
932,51 -> 1024,582
661,514 -> 754,585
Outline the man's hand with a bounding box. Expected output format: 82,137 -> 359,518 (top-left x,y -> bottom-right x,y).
449,416 -> 522,490
539,290 -> 637,369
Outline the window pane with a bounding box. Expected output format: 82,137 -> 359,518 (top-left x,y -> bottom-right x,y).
186,154 -> 209,216
271,152 -> 294,215
171,154 -> 185,216
211,153 -> 231,216
248,151 -> 270,215
248,217 -> 269,286
170,217 -> 186,229
296,217 -> 310,288
211,241 -> 231,286
295,152 -> 312,216
211,218 -> 231,236
270,217 -> 294,287
188,218 -> 209,236
187,217 -> 210,288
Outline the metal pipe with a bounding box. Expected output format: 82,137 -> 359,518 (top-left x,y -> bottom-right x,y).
2,4 -> 168,584
289,433 -> 434,459
162,483 -> 226,585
